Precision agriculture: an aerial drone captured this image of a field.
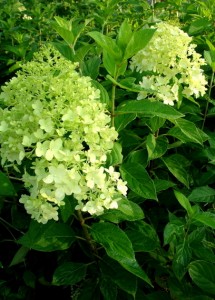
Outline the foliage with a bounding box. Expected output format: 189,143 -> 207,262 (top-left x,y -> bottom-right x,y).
0,0 -> 215,299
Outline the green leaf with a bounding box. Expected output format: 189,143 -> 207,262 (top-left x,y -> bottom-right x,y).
146,134 -> 168,160
146,116 -> 166,133
23,271 -> 36,289
153,179 -> 176,193
116,19 -> 133,52
173,242 -> 192,280
168,119 -> 207,145
52,24 -> 74,45
162,154 -> 190,188
75,279 -> 99,300
100,276 -> 117,300
188,18 -> 211,35
91,80 -> 110,107
126,220 -> 160,252
188,260 -> 215,295
18,220 -> 76,251
174,190 -> 193,216
127,149 -> 148,168
107,75 -> 145,92
188,186 -> 215,203
99,198 -> 144,223
192,245 -> 215,264
120,162 -> 157,200
88,31 -> 122,60
116,100 -> 184,119
0,171 -> 16,196
54,16 -> 72,30
100,257 -> 137,297
60,195 -> 77,223
204,50 -> 215,71
193,212 -> 215,229
81,56 -> 101,79
74,44 -> 92,62
52,262 -> 87,286
52,42 -> 75,61
91,222 -> 152,286
103,50 -> 127,76
114,113 -> 136,131
124,28 -> 156,59
9,246 -> 29,267
106,142 -> 123,167
163,223 -> 184,246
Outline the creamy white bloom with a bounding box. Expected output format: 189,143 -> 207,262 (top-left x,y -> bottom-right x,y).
0,46 -> 127,223
130,22 -> 207,105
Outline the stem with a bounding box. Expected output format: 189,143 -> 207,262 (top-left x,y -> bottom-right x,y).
202,70 -> 214,130
111,83 -> 116,127
77,210 -> 97,256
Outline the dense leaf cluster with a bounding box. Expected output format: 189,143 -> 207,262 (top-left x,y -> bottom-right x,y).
0,0 -> 215,299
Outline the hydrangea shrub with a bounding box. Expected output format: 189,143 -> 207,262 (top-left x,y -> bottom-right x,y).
130,22 -> 207,105
0,46 -> 127,223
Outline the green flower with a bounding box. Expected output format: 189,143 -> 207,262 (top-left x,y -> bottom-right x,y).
130,22 -> 207,105
0,46 -> 127,223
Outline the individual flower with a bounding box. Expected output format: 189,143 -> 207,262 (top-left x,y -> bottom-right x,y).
0,46 -> 127,223
130,22 -> 207,105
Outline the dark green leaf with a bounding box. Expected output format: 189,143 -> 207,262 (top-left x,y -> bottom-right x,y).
162,154 -> 190,188
100,276 -> 117,300
60,195 -> 77,223
126,220 -> 160,252
168,119 -> 207,145
116,100 -> 184,119
23,271 -> 36,289
99,198 -> 144,223
204,50 -> 215,71
153,179 -> 176,193
18,220 -> 76,251
127,149 -> 148,168
188,186 -> 215,203
106,142 -> 123,167
52,262 -> 87,286
120,162 -> 157,200
146,134 -> 168,160
163,223 -> 184,246
91,222 -> 152,286
193,212 -> 215,229
81,57 -> 101,79
188,260 -> 215,295
91,80 -> 110,107
100,257 -> 137,297
174,190 -> 193,216
9,246 -> 29,267
52,42 -> 75,61
146,116 -> 166,132
0,171 -> 16,196
173,242 -> 192,280
188,18 -> 211,35
114,113 -> 136,131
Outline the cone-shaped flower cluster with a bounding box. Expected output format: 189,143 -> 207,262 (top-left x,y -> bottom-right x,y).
0,46 -> 127,223
130,22 -> 207,105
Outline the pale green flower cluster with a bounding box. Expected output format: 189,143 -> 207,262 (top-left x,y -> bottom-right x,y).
0,46 -> 127,223
130,22 -> 207,105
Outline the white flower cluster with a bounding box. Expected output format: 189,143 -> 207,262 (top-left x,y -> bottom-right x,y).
0,46 -> 127,223
22,14 -> 32,20
130,22 -> 207,105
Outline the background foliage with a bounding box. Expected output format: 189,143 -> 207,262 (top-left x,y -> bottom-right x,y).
0,0 -> 215,299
